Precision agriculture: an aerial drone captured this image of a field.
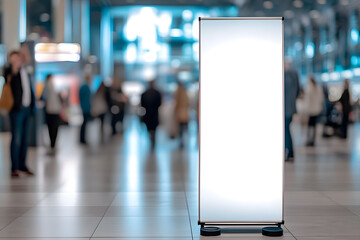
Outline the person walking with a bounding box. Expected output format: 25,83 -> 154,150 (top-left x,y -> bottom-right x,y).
4,51 -> 35,177
91,81 -> 108,141
284,59 -> 300,161
108,78 -> 127,135
79,75 -> 92,144
304,76 -> 324,146
141,80 -> 162,149
174,82 -> 190,148
339,79 -> 351,139
41,74 -> 62,154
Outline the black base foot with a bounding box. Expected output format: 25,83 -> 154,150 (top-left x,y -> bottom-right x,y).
262,227 -> 283,237
200,227 -> 221,236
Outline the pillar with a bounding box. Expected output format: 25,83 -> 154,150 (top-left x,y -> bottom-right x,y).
2,0 -> 26,53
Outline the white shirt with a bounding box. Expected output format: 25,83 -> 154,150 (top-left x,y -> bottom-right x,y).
43,82 -> 62,114
304,84 -> 324,116
20,67 -> 31,107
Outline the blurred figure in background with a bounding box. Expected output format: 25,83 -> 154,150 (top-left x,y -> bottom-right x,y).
109,78 -> 127,135
304,76 -> 324,147
41,74 -> 62,155
174,82 -> 190,148
339,79 -> 351,139
91,81 -> 108,141
4,50 -> 35,176
141,80 -> 162,149
284,59 -> 300,161
79,75 -> 92,144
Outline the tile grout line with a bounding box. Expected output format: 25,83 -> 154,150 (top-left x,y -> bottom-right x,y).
89,193 -> 118,239
178,148 -> 195,240
319,190 -> 360,219
0,191 -> 53,234
184,190 -> 194,240
283,224 -> 298,240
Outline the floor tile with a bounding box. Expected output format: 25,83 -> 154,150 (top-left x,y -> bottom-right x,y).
110,192 -> 187,207
0,217 -> 101,237
322,191 -> 360,205
93,217 -> 192,238
284,191 -> 337,206
0,207 -> 31,217
285,215 -> 360,237
0,193 -> 48,207
23,206 -> 108,217
105,205 -> 189,217
284,205 -> 356,216
37,193 -> 116,206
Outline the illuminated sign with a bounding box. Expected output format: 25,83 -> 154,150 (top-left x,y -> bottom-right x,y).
35,43 -> 81,62
199,18 -> 284,224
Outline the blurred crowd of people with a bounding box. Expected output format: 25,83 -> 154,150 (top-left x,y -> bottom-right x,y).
0,45 -> 194,177
0,45 -> 356,176
285,60 -> 352,162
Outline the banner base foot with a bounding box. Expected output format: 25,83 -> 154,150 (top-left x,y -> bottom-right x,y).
200,227 -> 221,236
262,227 -> 283,236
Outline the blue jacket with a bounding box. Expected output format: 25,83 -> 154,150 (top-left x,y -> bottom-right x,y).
79,84 -> 91,114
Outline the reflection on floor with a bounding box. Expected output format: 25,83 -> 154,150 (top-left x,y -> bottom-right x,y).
0,115 -> 359,239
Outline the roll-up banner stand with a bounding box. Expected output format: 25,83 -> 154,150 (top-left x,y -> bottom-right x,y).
199,17 -> 284,234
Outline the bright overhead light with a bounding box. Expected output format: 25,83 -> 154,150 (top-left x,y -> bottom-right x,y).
284,10 -> 294,19
321,73 -> 329,82
293,0 -> 304,8
40,13 -> 50,22
35,43 -> 81,62
317,0 -> 326,4
340,0 -> 349,5
182,10 -> 193,21
310,10 -> 320,19
263,1 -> 273,9
342,70 -> 353,78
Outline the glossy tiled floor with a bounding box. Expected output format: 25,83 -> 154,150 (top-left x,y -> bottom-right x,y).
0,115 -> 360,239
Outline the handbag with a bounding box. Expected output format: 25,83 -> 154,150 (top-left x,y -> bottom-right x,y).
0,76 -> 14,111
91,92 -> 107,117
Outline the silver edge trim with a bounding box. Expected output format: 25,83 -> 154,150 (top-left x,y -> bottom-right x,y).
200,17 -> 283,20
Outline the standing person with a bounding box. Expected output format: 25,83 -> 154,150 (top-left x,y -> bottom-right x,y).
339,79 -> 351,139
174,82 -> 190,148
79,75 -> 92,144
141,80 -> 162,149
108,78 -> 127,135
304,76 -> 324,146
284,59 -> 300,161
4,51 -> 35,177
91,82 -> 108,141
42,74 -> 62,154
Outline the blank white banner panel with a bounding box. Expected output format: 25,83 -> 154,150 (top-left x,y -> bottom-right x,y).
199,18 -> 284,223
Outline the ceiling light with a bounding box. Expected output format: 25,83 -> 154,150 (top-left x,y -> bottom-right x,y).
234,0 -> 246,6
317,0 -> 326,4
293,0 -> 304,8
284,10 -> 294,19
40,13 -> 50,22
340,0 -> 349,5
310,10 -> 320,19
263,1 -> 273,9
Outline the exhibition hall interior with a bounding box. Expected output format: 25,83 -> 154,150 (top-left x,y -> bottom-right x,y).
1,0 -> 360,239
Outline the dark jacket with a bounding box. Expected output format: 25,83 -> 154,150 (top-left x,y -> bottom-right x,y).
141,88 -> 162,130
284,69 -> 300,117
340,88 -> 351,115
4,65 -> 35,112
